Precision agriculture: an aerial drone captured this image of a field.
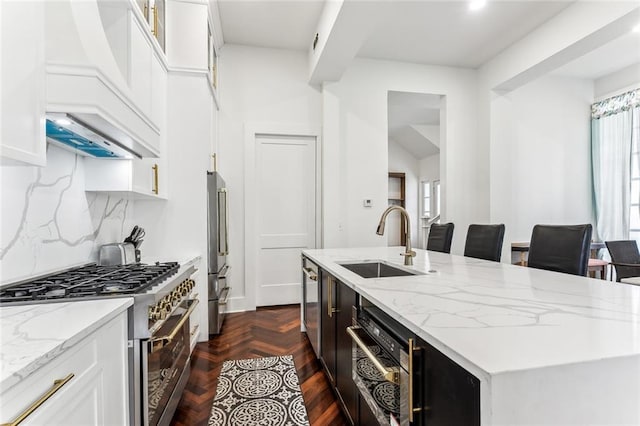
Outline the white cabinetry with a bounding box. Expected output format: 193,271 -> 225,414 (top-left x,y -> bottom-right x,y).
129,12 -> 153,120
84,46 -> 167,200
0,0 -> 46,166
85,155 -> 167,199
0,311 -> 129,426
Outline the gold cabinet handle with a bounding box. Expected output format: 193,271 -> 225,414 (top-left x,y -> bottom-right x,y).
327,276 -> 334,317
302,267 -> 317,281
1,374 -> 75,426
152,6 -> 158,37
408,338 -> 422,422
143,1 -> 149,20
347,326 -> 400,384
152,164 -> 159,194
151,299 -> 199,352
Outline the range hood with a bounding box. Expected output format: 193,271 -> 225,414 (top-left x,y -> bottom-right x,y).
46,113 -> 153,159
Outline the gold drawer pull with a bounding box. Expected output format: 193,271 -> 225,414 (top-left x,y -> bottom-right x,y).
1,374 -> 75,426
347,326 -> 400,384
302,267 -> 317,281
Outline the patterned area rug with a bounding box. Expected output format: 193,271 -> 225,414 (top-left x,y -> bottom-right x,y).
208,355 -> 310,426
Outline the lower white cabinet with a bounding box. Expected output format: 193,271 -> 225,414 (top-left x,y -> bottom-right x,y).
0,311 -> 129,425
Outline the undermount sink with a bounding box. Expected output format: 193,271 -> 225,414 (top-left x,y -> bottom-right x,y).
338,261 -> 424,279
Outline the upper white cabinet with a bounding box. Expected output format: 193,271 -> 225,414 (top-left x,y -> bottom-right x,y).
0,1 -> 46,166
166,0 -> 209,71
129,13 -> 153,118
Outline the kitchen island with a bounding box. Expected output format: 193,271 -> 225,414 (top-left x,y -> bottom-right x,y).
303,247 -> 640,425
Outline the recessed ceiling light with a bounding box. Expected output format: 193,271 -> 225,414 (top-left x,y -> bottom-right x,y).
469,0 -> 487,11
633,23 -> 640,33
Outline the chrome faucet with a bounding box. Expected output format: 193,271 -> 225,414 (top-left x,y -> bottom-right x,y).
376,205 -> 416,265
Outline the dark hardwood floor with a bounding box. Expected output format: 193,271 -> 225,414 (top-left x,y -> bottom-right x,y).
170,305 -> 349,426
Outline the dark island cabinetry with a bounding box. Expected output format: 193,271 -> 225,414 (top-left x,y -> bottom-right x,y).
309,259 -> 480,426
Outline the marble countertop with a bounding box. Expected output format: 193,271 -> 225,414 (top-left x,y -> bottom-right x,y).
0,298 -> 133,390
303,247 -> 640,377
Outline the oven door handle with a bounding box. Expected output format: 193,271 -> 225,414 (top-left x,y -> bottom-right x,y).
151,299 -> 199,352
347,326 -> 400,384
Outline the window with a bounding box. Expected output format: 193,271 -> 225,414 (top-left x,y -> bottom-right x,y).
630,110 -> 640,242
422,181 -> 431,217
433,180 -> 441,217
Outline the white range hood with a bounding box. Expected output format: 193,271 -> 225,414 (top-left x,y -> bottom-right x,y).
45,0 -> 161,158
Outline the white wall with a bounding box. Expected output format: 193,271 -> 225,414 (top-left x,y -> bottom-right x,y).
0,145 -> 134,283
420,153 -> 440,184
218,44 -> 322,312
594,63 -> 640,100
490,75 -> 594,262
323,58 -> 479,254
387,139 -> 419,246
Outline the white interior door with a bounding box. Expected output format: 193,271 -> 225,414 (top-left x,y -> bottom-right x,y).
255,134 -> 317,306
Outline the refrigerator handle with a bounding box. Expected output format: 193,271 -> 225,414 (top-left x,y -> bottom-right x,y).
218,188 -> 229,256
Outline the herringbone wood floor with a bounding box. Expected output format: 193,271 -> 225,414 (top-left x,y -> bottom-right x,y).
170,305 -> 349,426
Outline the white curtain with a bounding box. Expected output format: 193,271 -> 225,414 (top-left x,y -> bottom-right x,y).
591,109 -> 633,242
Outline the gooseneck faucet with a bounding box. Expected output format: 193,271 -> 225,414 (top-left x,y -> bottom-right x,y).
376,205 -> 416,265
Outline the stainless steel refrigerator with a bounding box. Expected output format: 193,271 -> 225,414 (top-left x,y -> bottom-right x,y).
207,171 -> 230,335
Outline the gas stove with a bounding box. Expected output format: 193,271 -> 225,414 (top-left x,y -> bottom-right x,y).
0,262 -> 180,303
0,259 -> 200,426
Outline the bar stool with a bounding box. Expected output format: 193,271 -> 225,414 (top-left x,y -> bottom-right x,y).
427,223 -> 455,254
464,224 -> 505,262
527,224 -> 592,276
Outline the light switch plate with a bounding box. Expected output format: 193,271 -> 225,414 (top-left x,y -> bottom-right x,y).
363,199 -> 372,207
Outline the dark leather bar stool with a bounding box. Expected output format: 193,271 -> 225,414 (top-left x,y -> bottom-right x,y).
427,223 -> 455,254
605,240 -> 640,282
527,224 -> 592,276
464,224 -> 506,262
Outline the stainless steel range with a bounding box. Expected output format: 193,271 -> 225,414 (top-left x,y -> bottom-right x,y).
0,260 -> 198,426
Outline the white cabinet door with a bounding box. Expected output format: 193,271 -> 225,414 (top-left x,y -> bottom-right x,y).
150,52 -> 166,127
0,312 -> 129,426
129,11 -> 152,119
0,0 -> 46,166
85,157 -> 167,199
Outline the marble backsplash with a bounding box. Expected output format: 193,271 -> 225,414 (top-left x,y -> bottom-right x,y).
0,145 -> 134,283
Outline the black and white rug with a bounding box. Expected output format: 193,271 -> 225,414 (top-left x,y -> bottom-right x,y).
208,355 -> 310,426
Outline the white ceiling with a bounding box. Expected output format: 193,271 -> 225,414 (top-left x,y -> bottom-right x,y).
216,1 -> 575,67
358,1 -> 574,67
388,91 -> 441,159
552,31 -> 640,79
217,0 -> 325,51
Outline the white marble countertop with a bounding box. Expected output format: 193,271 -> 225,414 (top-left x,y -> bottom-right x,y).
0,298 -> 133,390
621,276 -> 640,286
303,247 -> 640,377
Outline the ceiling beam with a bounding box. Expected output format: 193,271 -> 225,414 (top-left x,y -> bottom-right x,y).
308,0 -> 389,86
481,2 -> 640,92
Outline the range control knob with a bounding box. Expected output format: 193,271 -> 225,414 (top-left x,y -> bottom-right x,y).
179,284 -> 188,297
149,305 -> 165,321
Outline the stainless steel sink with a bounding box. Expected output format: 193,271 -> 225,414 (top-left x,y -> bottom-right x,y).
338,261 -> 423,279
